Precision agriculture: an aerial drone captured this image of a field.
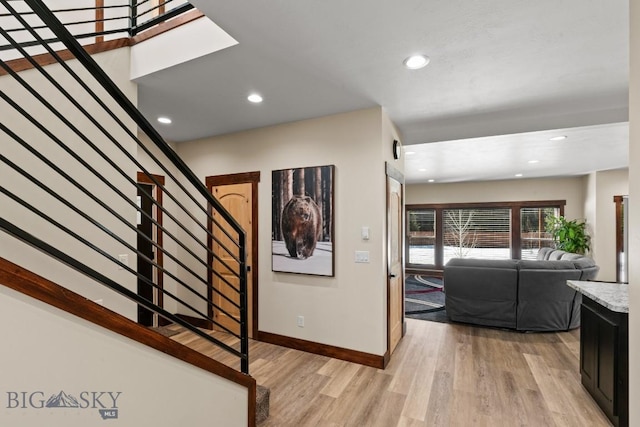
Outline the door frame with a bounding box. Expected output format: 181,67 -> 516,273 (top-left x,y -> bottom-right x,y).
614,195 -> 629,283
136,172 -> 167,326
205,171 -> 260,338
385,162 -> 405,362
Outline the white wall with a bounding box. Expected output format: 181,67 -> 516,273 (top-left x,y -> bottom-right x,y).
0,286 -> 248,427
583,168 -> 629,281
406,176 -> 586,220
0,48 -> 139,320
176,107 -> 398,356
130,16 -> 238,80
628,1 -> 639,424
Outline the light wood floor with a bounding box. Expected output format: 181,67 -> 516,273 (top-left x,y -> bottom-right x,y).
172,319 -> 612,427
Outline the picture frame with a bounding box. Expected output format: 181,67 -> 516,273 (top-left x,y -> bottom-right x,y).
272,165 -> 335,276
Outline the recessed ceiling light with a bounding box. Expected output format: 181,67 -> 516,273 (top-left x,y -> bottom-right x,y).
248,93 -> 263,103
549,135 -> 567,141
157,116 -> 172,124
405,151 -> 416,156
515,173 -> 523,177
403,55 -> 430,70
528,160 -> 539,164
428,179 -> 435,183
418,168 -> 427,172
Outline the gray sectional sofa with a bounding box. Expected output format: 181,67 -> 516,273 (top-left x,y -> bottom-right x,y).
443,248 -> 599,331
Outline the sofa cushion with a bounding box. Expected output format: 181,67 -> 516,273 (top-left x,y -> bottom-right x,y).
518,269 -> 582,300
547,250 -> 566,260
537,247 -> 554,260
444,258 -> 519,329
446,258 -> 519,269
517,265 -> 582,331
572,257 -> 596,269
560,252 -> 583,261
518,260 -> 577,270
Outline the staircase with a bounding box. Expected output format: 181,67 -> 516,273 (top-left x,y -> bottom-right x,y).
0,0 -> 266,425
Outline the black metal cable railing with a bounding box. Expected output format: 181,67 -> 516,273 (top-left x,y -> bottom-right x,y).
0,0 -> 194,55
0,0 -> 248,373
129,0 -> 194,36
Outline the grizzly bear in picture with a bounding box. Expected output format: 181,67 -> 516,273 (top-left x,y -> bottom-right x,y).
281,195 -> 322,259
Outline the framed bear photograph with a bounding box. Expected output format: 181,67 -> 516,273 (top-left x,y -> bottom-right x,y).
272,165 -> 335,276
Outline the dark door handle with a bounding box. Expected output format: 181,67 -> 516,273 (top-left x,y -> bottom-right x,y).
247,266 -> 251,272
390,273 -> 397,278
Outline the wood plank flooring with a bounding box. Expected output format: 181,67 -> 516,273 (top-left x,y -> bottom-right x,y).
171,319 -> 612,426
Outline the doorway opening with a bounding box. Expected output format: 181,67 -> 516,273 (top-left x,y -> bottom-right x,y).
136,172 -> 166,327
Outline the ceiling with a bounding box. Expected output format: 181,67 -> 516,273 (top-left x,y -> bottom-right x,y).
136,0 -> 629,183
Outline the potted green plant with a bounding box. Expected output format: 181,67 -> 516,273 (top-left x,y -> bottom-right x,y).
545,216 -> 591,255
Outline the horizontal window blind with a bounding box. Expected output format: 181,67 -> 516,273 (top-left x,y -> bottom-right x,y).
521,207 -> 559,260
406,200 -> 564,268
443,208 -> 511,262
408,209 -> 435,265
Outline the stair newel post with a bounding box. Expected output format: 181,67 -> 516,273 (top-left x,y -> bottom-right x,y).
239,230 -> 249,374
129,0 -> 138,36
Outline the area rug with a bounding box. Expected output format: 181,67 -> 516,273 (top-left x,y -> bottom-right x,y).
405,275 -> 449,323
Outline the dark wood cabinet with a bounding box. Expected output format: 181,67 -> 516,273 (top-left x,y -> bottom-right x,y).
580,296 -> 628,427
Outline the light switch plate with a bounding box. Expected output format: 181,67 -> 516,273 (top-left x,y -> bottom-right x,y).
361,226 -> 370,240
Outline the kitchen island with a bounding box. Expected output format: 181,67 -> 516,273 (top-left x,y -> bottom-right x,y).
567,280 -> 628,427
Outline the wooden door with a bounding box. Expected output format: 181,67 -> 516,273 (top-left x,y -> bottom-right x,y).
387,172 -> 404,355
211,183 -> 254,337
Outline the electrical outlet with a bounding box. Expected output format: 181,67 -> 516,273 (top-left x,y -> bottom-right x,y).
297,316 -> 304,327
355,251 -> 370,263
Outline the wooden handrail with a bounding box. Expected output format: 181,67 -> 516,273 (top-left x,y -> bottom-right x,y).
0,38 -> 130,76
130,9 -> 204,45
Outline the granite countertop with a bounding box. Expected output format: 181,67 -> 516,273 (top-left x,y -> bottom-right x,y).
566,280 -> 628,313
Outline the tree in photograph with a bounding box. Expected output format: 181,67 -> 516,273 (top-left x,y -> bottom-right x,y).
444,209 -> 478,258
272,166 -> 333,243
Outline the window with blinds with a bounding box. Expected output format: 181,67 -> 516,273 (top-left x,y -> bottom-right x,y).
520,207 -> 559,260
406,200 -> 565,269
407,209 -> 435,265
443,208 -> 511,263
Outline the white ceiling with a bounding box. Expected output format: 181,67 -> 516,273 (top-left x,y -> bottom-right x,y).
404,122 -> 629,183
136,0 -> 629,183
